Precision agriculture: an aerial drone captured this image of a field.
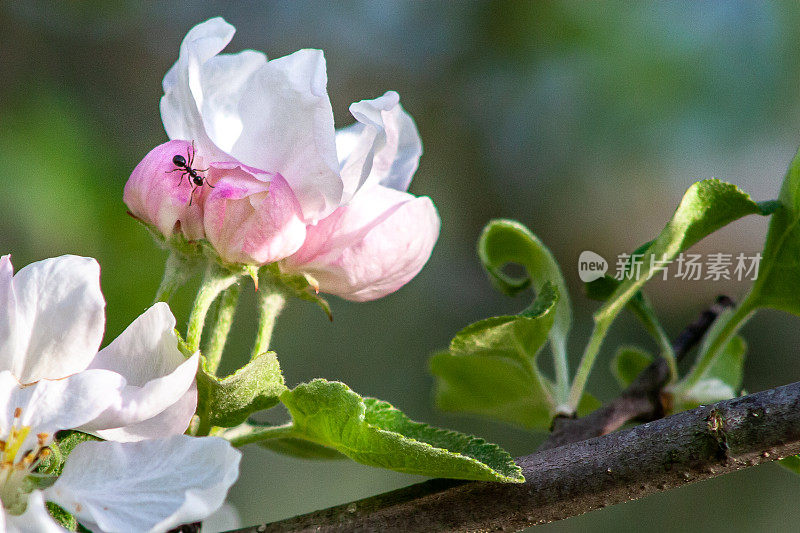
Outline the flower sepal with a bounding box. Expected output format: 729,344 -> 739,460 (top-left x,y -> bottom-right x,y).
260,264 -> 332,321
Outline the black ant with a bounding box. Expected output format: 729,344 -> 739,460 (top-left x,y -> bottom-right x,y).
166,141 -> 212,206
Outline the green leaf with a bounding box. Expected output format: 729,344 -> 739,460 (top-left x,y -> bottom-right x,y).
196,351 -> 287,428
747,148 -> 800,315
610,346 -> 654,389
596,179 -> 771,325
672,336 -> 746,412
478,219 -> 571,377
430,284 -> 558,430
280,379 -> 524,482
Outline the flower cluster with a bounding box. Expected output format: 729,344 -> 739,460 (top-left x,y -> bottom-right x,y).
125,18 -> 440,301
2,16 -> 448,532
0,255 -> 240,531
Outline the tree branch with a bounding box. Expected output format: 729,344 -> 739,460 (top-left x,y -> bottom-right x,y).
235,380 -> 800,532
542,295 -> 735,450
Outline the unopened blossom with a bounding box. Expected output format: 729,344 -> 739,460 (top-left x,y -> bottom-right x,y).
282,92 -> 440,301
128,17 -> 439,297
202,163 -> 307,265
124,140 -> 209,240
0,255 -> 198,440
0,371 -> 241,532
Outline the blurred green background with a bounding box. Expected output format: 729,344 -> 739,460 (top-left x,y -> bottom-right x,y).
3,1 -> 800,531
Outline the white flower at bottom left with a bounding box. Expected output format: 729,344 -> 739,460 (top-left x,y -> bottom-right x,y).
0,254 -> 199,441
0,371 -> 242,532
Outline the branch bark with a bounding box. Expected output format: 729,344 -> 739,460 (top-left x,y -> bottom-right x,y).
542,295 -> 735,450
235,380 -> 800,532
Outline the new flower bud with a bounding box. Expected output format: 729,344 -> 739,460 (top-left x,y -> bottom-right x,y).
203,164 -> 307,265
123,140 -> 207,240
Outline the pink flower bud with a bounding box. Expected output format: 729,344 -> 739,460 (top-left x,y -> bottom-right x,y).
123,140 -> 208,240
282,185 -> 440,302
203,165 -> 307,265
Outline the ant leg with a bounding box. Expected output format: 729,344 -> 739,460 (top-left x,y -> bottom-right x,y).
176,171 -> 188,187
189,185 -> 197,206
187,143 -> 193,167
190,140 -> 198,167
165,168 -> 183,173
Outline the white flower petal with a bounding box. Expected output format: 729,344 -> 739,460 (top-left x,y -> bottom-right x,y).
0,371 -> 125,458
338,91 -> 422,201
92,384 -> 197,442
232,49 -> 342,222
80,303 -> 198,439
89,303 -> 187,385
46,436 -> 241,533
161,17 -> 238,157
199,50 -> 268,153
161,17 -> 269,163
0,255 -> 13,354
0,256 -> 105,384
4,491 -> 65,533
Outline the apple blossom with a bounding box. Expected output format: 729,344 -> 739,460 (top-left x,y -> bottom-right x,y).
160,17 -> 341,224
123,140 -> 209,241
202,163 -> 307,265
0,254 -> 198,440
128,18 -> 439,300
0,372 -> 241,532
281,92 -> 440,301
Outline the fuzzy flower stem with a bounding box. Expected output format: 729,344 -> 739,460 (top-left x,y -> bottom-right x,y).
205,283 -> 242,375
186,265 -> 240,352
251,274 -> 286,359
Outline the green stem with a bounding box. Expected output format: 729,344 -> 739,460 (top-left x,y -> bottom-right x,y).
634,295 -> 678,382
205,284 -> 242,375
678,297 -> 756,391
186,265 -> 240,352
252,282 -> 286,359
223,423 -> 295,447
552,340 -> 570,412
154,251 -> 195,303
195,411 -> 212,437
653,321 -> 679,382
567,317 -> 612,410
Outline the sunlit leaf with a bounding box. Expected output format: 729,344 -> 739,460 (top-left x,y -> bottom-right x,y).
258,437 -> 345,460
478,219 -> 571,377
747,148 -> 800,316
585,275 -> 664,344
430,283 -> 558,430
596,179 -> 772,325
196,351 -> 287,428
280,379 -> 524,482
